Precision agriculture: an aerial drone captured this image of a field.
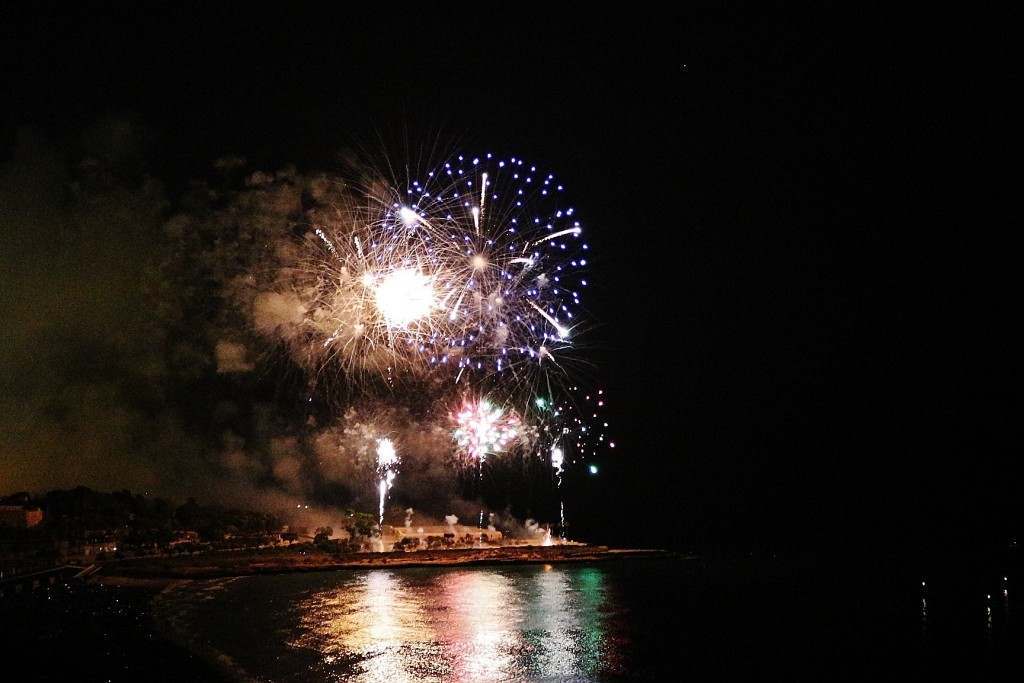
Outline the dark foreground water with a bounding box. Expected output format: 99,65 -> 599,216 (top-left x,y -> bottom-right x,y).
154,550 -> 1022,682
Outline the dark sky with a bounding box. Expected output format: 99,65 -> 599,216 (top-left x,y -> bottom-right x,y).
2,5 -> 1019,555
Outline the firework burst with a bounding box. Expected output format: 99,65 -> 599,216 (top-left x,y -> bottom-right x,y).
553,386 -> 613,476
291,152 -> 592,403
224,149 -> 604,532
300,184 -> 447,390
394,153 -> 591,396
452,395 -> 527,465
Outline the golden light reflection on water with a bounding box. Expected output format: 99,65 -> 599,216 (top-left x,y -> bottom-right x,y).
442,570 -> 519,679
291,566 -> 619,682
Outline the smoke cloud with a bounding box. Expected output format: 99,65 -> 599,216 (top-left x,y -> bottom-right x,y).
1,121 -> 566,532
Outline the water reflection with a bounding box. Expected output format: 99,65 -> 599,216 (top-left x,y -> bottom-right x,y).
291,565 -> 621,682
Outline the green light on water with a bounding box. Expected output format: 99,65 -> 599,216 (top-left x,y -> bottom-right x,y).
589,464 -> 599,475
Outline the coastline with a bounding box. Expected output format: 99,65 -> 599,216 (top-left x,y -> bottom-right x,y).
96,542 -> 682,581
5,544 -> 681,682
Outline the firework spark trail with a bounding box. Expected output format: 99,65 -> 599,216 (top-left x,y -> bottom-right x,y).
376,438 -> 399,526
550,443 -> 566,537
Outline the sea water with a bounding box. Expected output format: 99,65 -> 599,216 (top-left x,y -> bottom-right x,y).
154,552 -> 1022,682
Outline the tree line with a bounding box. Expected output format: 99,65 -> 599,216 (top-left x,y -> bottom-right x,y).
1,486 -> 324,563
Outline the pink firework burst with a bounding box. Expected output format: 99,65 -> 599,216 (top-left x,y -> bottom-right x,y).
453,397 -> 523,463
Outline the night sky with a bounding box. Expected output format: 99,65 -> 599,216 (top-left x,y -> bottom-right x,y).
2,5 -> 1018,556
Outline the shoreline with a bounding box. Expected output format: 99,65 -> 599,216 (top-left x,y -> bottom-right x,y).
4,544 -> 683,682
104,544 -> 682,682
95,542 -> 684,581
